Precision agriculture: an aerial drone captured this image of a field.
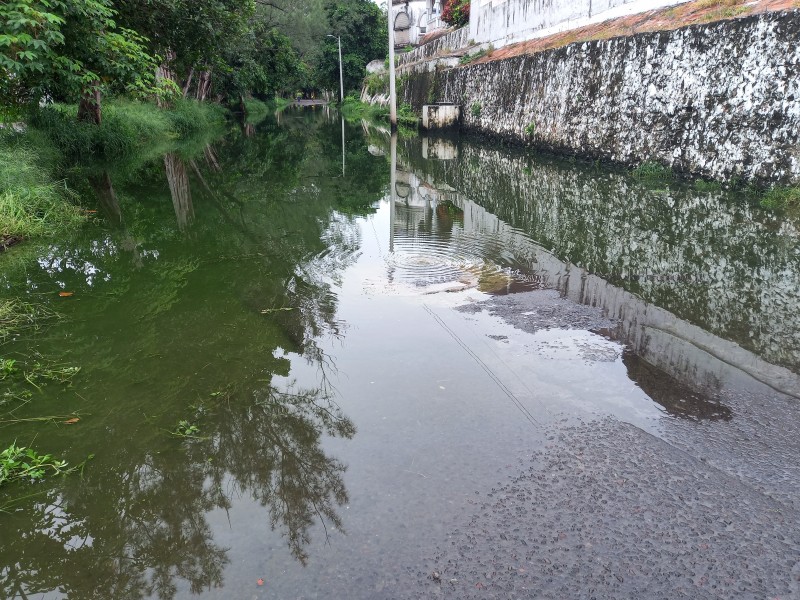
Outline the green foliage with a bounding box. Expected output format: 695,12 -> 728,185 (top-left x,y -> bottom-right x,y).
216,27 -> 309,102
30,99 -> 226,159
0,0 -> 159,111
632,161 -> 673,180
694,179 -> 722,192
760,186 -> 800,209
172,420 -> 201,438
470,102 -> 481,118
341,97 -> 418,128
0,442 -> 75,488
460,48 -> 487,64
442,0 -> 470,27
524,122 -> 536,136
0,133 -> 86,240
115,0 -> 256,88
364,72 -> 389,96
320,0 -> 388,95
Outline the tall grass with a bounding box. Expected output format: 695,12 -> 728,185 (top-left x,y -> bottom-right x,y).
0,134 -> 86,241
30,98 -> 227,159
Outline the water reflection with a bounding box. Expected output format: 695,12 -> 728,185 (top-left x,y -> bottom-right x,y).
403,138 -> 800,374
373,130 -> 800,402
0,110 -> 388,598
164,153 -> 194,232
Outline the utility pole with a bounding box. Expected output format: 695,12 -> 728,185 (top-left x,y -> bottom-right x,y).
388,3 -> 397,130
327,35 -> 345,103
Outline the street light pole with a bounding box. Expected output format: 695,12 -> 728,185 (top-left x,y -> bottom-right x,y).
327,34 -> 345,103
388,6 -> 397,130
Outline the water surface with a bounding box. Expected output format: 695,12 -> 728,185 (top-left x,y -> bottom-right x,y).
1,108 -> 798,599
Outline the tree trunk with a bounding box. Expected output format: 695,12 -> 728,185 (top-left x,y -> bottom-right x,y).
155,50 -> 177,108
182,67 -> 195,98
196,69 -> 212,101
77,86 -> 102,125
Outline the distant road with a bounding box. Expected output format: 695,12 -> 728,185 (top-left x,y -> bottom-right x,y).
294,99 -> 329,106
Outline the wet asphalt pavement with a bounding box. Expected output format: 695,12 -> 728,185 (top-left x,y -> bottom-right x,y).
403,290 -> 800,600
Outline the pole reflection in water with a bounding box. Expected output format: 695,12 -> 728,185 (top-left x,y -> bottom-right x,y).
341,116 -> 346,178
389,131 -> 397,255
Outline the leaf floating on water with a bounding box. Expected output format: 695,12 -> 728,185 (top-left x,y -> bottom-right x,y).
64,418 -> 80,424
260,307 -> 296,314
58,292 -> 74,297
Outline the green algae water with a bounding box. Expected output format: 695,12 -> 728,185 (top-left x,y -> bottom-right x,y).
1,108 -> 799,599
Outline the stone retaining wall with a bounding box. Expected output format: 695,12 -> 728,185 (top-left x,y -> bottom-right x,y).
400,11 -> 800,184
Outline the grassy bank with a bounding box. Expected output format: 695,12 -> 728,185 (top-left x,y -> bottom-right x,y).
1,98 -> 230,245
30,98 -> 228,160
341,96 -> 419,128
0,133 -> 86,246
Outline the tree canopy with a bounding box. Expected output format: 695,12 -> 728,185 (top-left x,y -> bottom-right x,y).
0,0 -> 159,116
1,0 -> 389,119
318,0 -> 387,95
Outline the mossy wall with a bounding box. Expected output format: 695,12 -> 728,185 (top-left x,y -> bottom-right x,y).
400,11 -> 800,184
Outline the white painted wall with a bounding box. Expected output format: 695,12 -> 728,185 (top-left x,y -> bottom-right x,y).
469,0 -> 690,47
392,0 -> 447,47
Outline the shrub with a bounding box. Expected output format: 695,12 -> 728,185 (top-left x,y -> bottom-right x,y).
442,0 -> 470,28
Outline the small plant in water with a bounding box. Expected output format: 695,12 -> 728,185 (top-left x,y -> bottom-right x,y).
173,420 -> 201,438
1,358 -> 17,380
524,122 -> 536,136
0,442 -> 75,488
471,102 -> 481,118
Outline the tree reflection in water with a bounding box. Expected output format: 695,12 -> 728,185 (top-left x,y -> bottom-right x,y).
1,379 -> 355,599
0,110 -> 386,600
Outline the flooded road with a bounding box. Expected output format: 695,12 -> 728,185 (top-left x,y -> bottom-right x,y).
1,108 -> 799,599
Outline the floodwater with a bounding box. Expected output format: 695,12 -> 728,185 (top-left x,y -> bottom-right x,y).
1,108 -> 799,599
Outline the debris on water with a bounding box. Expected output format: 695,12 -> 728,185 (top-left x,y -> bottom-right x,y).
256,578 -> 264,586
58,292 -> 74,297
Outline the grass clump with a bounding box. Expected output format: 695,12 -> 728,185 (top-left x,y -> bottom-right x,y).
460,48 -> 488,64
694,179 -> 722,192
471,102 -> 481,118
759,186 -> 800,210
632,161 -> 673,180
0,137 -> 86,243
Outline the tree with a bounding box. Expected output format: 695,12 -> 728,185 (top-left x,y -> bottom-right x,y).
215,21 -> 309,103
0,0 -> 160,122
319,0 -> 387,95
114,0 -> 257,100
